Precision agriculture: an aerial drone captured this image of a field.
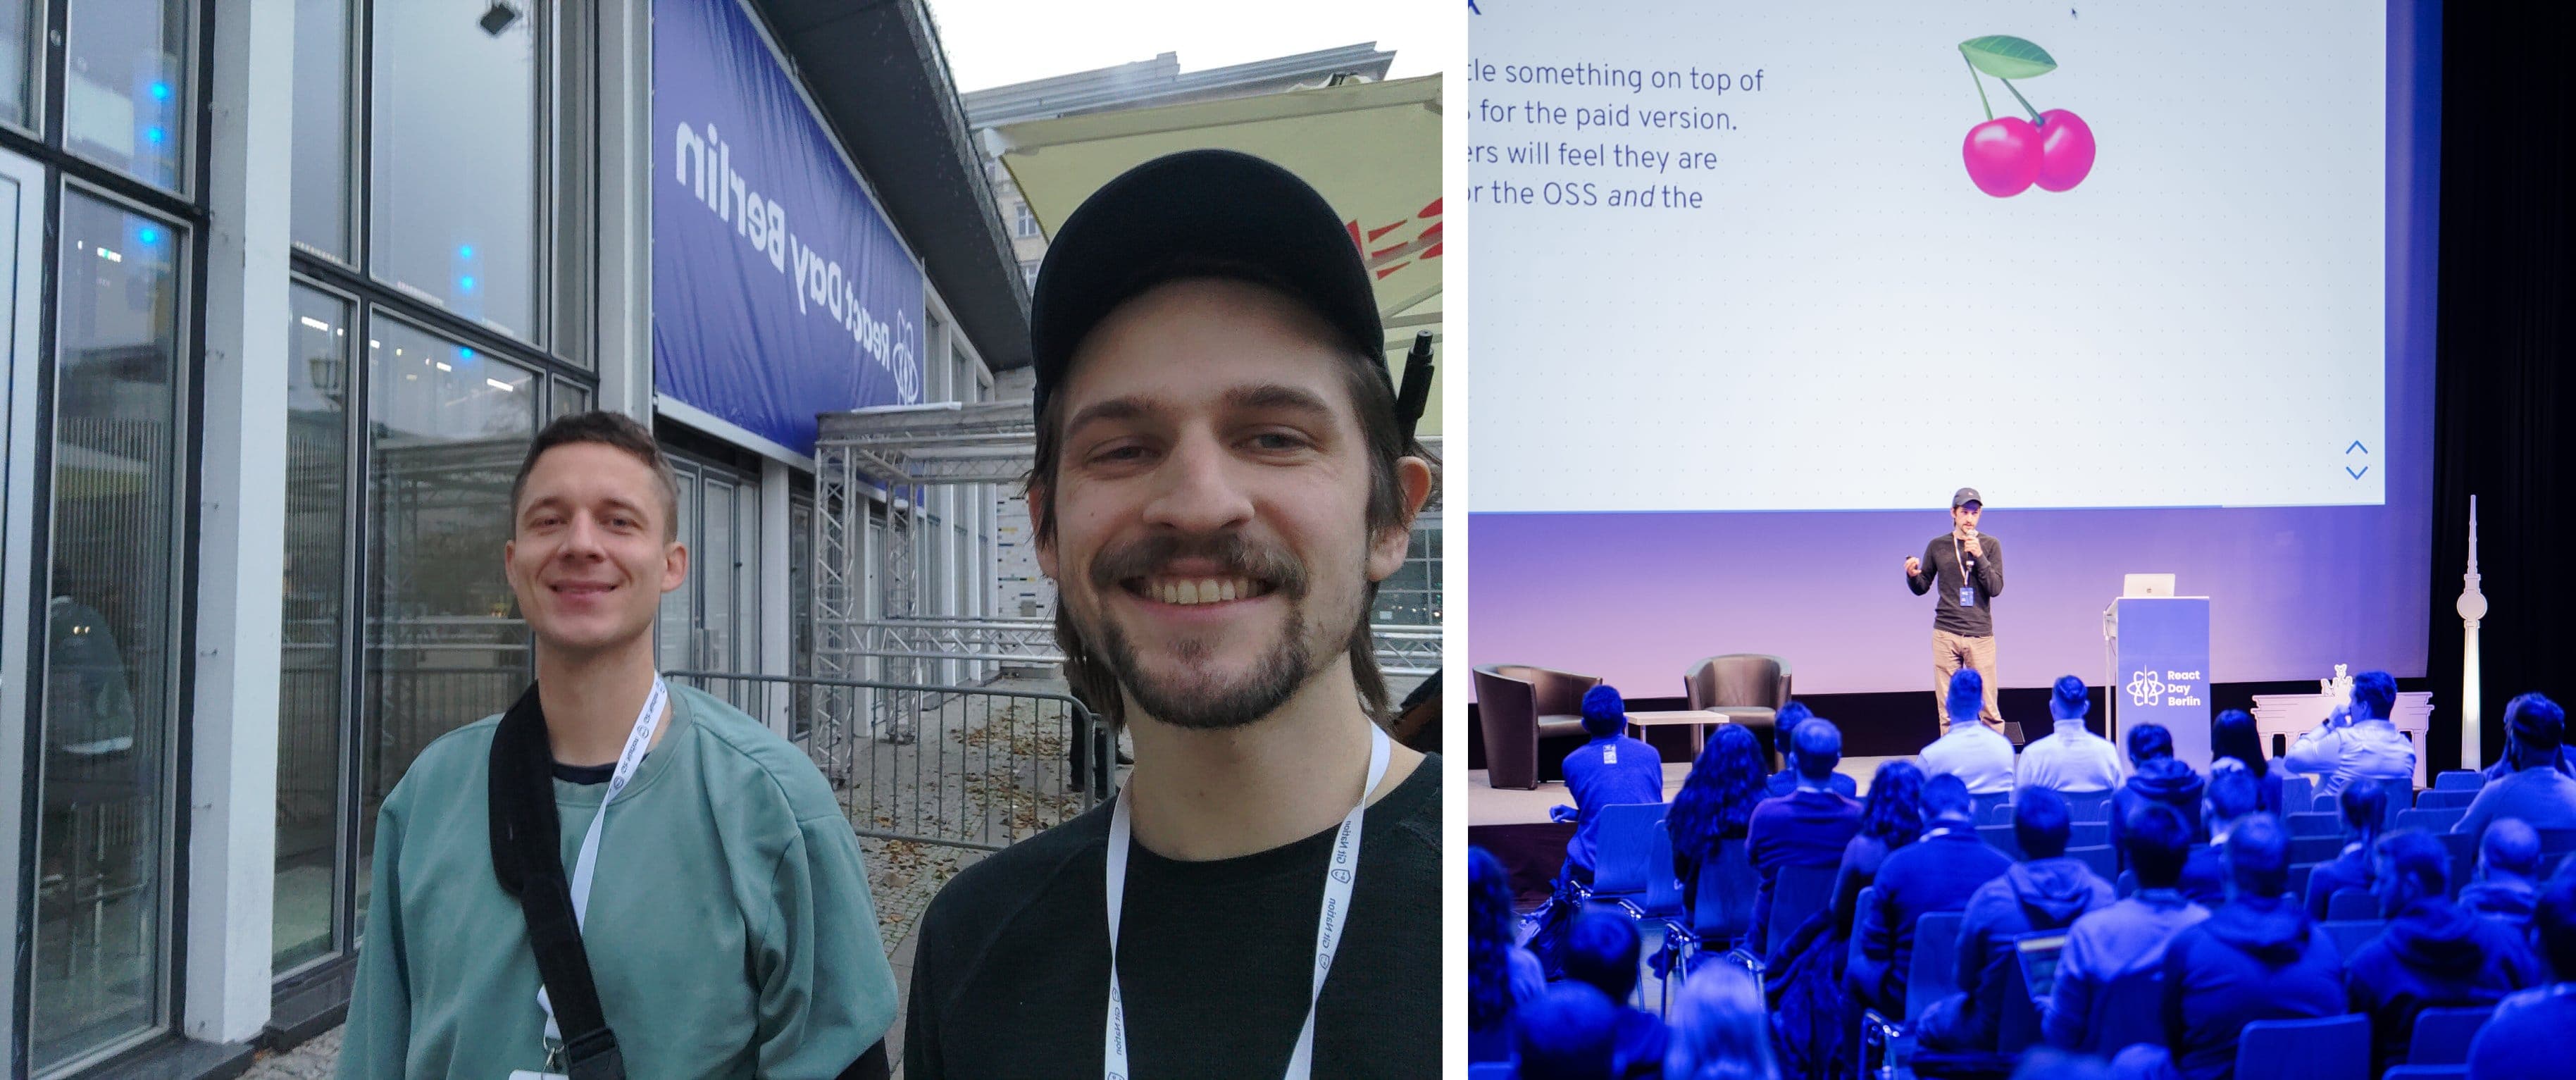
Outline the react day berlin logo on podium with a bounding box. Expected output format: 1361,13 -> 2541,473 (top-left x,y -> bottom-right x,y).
2127,670 -> 2166,707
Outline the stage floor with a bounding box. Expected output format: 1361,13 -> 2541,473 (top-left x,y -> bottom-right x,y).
1467,755 -> 1899,826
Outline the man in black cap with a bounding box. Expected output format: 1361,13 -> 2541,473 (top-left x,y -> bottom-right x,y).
903,149 -> 1439,1079
1904,488 -> 2006,733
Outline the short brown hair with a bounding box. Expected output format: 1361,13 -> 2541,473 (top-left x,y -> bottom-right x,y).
1026,285 -> 1434,726
510,411 -> 682,540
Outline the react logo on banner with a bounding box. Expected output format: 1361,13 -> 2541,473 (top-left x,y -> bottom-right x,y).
2129,669 -> 2204,707
673,119 -> 920,404
2127,670 -> 2165,707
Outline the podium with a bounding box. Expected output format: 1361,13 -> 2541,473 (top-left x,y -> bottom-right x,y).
2104,597 -> 2213,770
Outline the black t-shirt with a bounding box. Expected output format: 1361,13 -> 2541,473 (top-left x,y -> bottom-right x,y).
904,754 -> 1442,1079
1908,532 -> 2005,637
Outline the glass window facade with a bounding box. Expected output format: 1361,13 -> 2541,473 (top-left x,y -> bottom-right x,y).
63,0 -> 190,190
273,284 -> 354,976
358,316 -> 539,920
369,0 -> 542,340
31,189 -> 187,1074
1,0 -> 32,130
290,0 -> 354,260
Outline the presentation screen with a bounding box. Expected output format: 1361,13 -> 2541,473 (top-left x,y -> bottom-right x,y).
1468,0 -> 2437,696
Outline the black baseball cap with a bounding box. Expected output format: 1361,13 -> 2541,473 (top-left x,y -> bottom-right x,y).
1953,488 -> 1984,509
1028,149 -> 1387,421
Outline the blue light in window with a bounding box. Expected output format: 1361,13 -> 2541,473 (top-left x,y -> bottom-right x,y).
144,125 -> 166,145
458,244 -> 475,260
459,275 -> 476,292
149,81 -> 171,102
137,226 -> 161,244
459,347 -> 476,361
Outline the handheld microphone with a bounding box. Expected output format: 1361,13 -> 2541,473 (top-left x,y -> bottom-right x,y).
1394,330 -> 1436,444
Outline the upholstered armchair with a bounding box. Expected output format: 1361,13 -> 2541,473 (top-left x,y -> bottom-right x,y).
1471,664 -> 1600,790
1684,654 -> 1792,768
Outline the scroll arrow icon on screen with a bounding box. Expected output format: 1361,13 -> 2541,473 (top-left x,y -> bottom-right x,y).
2346,441 -> 2369,454
2348,466 -> 2370,479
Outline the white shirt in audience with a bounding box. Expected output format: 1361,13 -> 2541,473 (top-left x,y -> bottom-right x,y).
1921,722 -> 2017,795
2285,714 -> 2415,800
2017,716 -> 2127,793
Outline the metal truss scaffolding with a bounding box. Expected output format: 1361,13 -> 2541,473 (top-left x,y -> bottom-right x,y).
814,402 -> 1037,745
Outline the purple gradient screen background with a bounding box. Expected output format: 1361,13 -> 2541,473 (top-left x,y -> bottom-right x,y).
1469,1 -> 2440,699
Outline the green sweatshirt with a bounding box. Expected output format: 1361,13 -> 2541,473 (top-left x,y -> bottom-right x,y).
339,685 -> 896,1079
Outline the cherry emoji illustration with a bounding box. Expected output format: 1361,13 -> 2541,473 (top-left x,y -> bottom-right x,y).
1962,116 -> 2041,197
2035,108 -> 2095,191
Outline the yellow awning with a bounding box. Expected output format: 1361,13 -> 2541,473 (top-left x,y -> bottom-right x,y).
992,73 -> 1445,437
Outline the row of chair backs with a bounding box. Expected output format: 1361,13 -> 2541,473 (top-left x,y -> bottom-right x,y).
2236,1013 -> 2369,1080
1905,910 -> 1967,1021
2281,774 -> 2317,814
1587,802 -> 1669,898
2395,807 -> 2466,833
2325,888 -> 2379,921
2434,769 -> 2484,791
2410,1005 -> 2494,1067
1767,863 -> 1838,957
1691,838 -> 1759,941
1977,789 -> 2118,826
2413,788 -> 2477,811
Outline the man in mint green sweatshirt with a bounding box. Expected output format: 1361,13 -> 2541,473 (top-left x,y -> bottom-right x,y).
339,411 -> 895,1078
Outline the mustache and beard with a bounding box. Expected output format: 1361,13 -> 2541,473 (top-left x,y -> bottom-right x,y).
1071,530 -> 1356,731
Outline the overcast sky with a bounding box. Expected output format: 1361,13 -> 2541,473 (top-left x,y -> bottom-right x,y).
925,0 -> 1453,94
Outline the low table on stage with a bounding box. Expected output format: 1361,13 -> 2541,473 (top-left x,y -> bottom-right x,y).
1626,709 -> 1730,758
2251,692 -> 2435,790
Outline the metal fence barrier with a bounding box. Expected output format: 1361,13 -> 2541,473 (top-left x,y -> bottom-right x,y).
666,671 -> 1105,852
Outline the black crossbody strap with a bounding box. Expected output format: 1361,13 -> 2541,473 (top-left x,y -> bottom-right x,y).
490,683 -> 627,1080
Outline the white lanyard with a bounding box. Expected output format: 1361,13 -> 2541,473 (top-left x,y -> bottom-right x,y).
536,676 -> 670,1042
1102,724 -> 1391,1080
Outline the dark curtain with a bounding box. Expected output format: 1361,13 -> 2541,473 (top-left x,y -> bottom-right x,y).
2425,0 -> 2576,774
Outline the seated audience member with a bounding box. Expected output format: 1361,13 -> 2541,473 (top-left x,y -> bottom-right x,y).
1919,788 -> 2116,1050
1765,701 -> 1860,799
2304,781 -> 2391,922
2044,802 -> 2211,1053
1746,717 -> 1864,950
1662,963 -> 1781,1080
2481,691 -> 2575,784
1517,983 -> 1623,1080
1554,684 -> 1667,888
2113,814 -> 2345,1080
2458,818 -> 2546,931
1669,723 -> 1770,915
2106,724 -> 2207,874
2209,709 -> 2284,817
2017,675 -> 2127,794
1831,761 -> 1927,937
2177,769 -> 2263,907
1919,669 -> 2016,797
1853,774 -> 2012,1012
1471,847 -> 1545,1062
2344,831 -> 2548,1074
2458,692 -> 2576,836
1564,912 -> 1672,1079
1532,685 -> 1667,974
2466,875 -> 2576,1080
2284,669 -> 2416,800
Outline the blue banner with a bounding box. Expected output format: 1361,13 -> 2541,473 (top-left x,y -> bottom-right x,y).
2117,597 -> 2213,769
652,0 -> 925,456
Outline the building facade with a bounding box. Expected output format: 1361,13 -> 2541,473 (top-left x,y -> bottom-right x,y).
0,1 -> 1025,1076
